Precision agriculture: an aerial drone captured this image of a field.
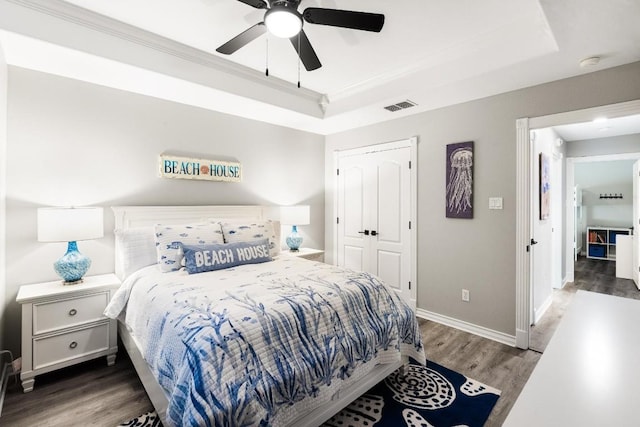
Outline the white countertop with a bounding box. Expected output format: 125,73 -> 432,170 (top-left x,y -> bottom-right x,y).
504,290 -> 640,426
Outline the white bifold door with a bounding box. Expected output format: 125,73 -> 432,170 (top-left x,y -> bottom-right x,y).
336,139 -> 416,309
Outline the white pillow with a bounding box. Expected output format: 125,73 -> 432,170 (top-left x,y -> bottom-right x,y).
154,223 -> 224,272
220,220 -> 280,257
114,227 -> 157,279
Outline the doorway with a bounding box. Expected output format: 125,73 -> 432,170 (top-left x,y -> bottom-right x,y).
530,153 -> 640,352
515,99 -> 640,350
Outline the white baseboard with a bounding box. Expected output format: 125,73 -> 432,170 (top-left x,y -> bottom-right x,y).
416,308 -> 516,347
533,294 -> 553,325
515,329 -> 529,349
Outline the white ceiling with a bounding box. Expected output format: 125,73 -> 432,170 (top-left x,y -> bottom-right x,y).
0,0 -> 639,135
554,114 -> 640,142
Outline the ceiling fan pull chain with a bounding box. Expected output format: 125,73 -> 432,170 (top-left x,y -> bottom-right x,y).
297,33 -> 301,88
265,36 -> 269,77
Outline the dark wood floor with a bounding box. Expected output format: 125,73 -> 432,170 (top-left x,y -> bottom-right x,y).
420,320 -> 539,427
1,352 -> 152,427
2,322 -> 538,427
573,255 -> 640,300
3,258 -> 635,427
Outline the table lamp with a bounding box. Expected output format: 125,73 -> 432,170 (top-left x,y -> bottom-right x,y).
280,205 -> 310,252
37,207 -> 104,285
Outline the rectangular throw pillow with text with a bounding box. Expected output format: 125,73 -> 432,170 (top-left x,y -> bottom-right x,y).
182,239 -> 272,274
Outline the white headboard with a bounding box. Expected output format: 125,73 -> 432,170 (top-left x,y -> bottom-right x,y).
111,205 -> 277,280
112,205 -> 271,229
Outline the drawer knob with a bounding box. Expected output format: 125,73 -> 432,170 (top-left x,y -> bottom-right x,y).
68,309 -> 77,316
69,341 -> 78,349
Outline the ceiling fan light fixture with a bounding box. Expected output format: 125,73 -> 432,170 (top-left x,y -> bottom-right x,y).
265,7 -> 302,38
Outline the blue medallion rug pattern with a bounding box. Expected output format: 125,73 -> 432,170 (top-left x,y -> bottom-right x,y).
118,360 -> 499,427
324,359 -> 500,427
118,411 -> 161,427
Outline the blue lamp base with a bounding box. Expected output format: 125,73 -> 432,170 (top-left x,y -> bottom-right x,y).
286,225 -> 303,252
54,241 -> 91,285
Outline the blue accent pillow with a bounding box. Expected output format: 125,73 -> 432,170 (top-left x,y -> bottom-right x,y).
182,238 -> 272,274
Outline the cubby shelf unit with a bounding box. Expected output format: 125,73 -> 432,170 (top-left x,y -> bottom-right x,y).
586,226 -> 632,261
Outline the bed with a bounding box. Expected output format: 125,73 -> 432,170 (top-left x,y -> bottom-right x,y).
106,205 -> 425,426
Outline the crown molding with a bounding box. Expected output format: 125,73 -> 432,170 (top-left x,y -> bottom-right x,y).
3,0 -> 325,114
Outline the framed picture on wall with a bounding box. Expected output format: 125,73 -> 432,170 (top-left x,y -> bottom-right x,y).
539,152 -> 550,220
446,141 -> 474,218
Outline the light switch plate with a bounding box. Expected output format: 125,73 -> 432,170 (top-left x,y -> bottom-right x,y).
489,197 -> 503,210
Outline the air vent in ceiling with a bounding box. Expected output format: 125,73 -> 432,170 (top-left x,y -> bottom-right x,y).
384,104 -> 402,112
383,100 -> 417,112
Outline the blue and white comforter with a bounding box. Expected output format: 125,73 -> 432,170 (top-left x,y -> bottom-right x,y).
105,257 -> 425,426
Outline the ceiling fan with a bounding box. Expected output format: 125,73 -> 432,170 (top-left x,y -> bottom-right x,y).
216,0 -> 385,71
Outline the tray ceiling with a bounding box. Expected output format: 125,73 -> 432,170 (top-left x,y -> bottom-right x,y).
0,0 -> 639,134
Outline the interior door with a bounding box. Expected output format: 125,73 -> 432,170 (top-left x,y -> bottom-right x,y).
530,134 -> 553,325
336,155 -> 371,273
336,146 -> 414,307
551,154 -> 563,288
370,149 -> 411,304
633,160 -> 640,288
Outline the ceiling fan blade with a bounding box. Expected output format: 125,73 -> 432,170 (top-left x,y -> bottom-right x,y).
236,0 -> 268,9
290,30 -> 322,71
216,22 -> 267,55
303,8 -> 385,32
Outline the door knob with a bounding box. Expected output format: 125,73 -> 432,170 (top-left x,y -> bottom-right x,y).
358,230 -> 370,235
530,238 -> 538,245
371,230 -> 378,236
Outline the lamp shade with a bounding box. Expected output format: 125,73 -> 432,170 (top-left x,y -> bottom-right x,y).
280,205 -> 310,225
38,207 -> 104,243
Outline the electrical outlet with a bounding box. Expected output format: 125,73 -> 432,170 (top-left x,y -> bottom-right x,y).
462,289 -> 470,302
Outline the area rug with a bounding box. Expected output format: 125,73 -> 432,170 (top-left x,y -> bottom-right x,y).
118,360 -> 500,427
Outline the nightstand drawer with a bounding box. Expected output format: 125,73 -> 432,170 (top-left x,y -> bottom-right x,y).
33,323 -> 110,370
33,292 -> 109,335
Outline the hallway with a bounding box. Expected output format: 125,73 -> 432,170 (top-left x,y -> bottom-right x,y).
529,256 -> 640,352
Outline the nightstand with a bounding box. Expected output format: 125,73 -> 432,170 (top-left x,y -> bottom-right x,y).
279,248 -> 325,262
16,273 -> 120,393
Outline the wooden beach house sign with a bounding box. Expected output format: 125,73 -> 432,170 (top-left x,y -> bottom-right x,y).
159,154 -> 242,182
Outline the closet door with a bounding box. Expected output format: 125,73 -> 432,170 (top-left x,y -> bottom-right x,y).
337,154 -> 375,273
369,149 -> 411,302
337,145 -> 413,306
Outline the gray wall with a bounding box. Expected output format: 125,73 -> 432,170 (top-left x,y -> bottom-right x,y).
566,133 -> 640,157
3,67 -> 325,355
325,61 -> 640,337
575,160 -> 634,246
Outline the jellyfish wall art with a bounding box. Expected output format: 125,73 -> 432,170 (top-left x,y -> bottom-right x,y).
446,141 -> 474,218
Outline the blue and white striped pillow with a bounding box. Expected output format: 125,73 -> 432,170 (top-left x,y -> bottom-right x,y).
154,223 -> 224,272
